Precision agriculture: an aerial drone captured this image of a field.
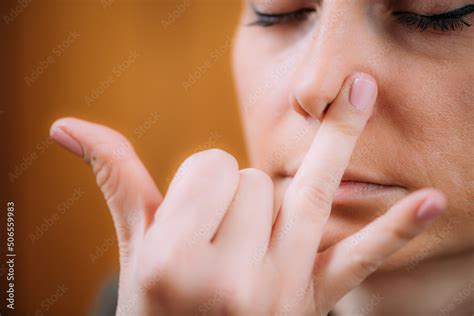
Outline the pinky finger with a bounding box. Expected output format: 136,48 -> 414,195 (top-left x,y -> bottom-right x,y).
314,188 -> 446,310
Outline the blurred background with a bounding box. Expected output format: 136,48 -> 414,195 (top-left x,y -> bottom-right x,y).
1,0 -> 246,314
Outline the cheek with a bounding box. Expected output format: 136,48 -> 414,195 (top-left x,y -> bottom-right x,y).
378,52 -> 474,220
234,29 -> 474,196
233,37 -> 304,168
234,43 -> 297,117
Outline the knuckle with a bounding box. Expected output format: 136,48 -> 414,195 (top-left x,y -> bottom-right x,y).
329,119 -> 361,138
154,243 -> 184,272
212,279 -> 250,313
138,241 -> 184,293
391,225 -> 416,242
136,267 -> 164,294
240,168 -> 274,190
350,253 -> 380,280
172,149 -> 239,192
193,148 -> 238,169
293,180 -> 333,212
182,148 -> 238,178
169,149 -> 240,201
136,264 -> 161,294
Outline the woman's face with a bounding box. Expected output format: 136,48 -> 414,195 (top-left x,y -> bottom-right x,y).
232,0 -> 474,269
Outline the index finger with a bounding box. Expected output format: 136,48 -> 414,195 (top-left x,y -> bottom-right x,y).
270,73 -> 378,284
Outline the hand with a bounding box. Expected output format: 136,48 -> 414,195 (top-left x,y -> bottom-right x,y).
50,73 -> 446,315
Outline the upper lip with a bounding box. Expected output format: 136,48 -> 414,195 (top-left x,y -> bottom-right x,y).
340,170 -> 399,187
282,164 -> 404,188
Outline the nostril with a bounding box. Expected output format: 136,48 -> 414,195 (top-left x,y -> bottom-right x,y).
289,91 -> 310,118
290,90 -> 331,121
321,102 -> 331,117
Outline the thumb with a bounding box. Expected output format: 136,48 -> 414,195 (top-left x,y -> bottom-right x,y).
50,117 -> 162,242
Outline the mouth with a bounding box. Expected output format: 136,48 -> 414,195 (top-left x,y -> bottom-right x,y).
274,168 -> 408,251
334,180 -> 405,204
334,169 -> 406,201
278,168 -> 407,205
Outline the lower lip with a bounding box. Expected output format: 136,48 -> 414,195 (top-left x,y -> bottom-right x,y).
334,181 -> 403,203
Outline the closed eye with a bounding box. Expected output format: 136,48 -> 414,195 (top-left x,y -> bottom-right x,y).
248,7 -> 316,27
248,4 -> 474,34
394,4 -> 474,32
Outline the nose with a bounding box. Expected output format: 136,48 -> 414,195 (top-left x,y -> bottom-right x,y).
290,2 -> 379,120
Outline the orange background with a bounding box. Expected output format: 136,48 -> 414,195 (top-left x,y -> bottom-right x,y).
1,0 -> 245,315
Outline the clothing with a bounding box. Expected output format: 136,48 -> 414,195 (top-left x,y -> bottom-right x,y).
92,276 -> 118,316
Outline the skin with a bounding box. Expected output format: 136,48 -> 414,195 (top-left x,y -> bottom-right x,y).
233,0 -> 474,313
50,0 -> 473,314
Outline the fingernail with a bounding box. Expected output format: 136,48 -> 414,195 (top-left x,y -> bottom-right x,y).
416,196 -> 446,223
350,77 -> 377,111
50,126 -> 84,157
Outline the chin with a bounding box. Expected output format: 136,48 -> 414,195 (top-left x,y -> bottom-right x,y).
317,213 -> 366,253
317,216 -> 424,272
273,174 -> 460,271
320,212 -> 464,273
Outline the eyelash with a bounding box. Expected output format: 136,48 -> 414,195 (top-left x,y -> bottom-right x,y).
250,4 -> 474,33
395,5 -> 474,32
249,8 -> 316,27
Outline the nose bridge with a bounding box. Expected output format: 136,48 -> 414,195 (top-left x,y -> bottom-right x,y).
291,2 -> 368,118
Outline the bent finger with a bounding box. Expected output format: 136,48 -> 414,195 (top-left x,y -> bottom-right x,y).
315,189 -> 446,310
213,168 -> 274,264
153,149 -> 239,247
